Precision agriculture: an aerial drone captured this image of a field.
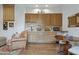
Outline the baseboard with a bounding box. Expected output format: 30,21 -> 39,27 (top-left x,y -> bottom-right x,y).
28,42 -> 56,44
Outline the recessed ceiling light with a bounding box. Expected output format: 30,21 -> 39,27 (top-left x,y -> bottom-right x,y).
45,5 -> 48,7
35,5 -> 39,7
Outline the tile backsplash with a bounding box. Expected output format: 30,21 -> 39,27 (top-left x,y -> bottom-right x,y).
25,23 -> 62,32
25,23 -> 44,32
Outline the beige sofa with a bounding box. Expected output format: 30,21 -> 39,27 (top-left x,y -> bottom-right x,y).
0,31 -> 28,55
7,31 -> 28,51
69,37 -> 79,47
0,37 -> 6,47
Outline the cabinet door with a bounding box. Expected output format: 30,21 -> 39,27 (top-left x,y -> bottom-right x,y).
50,14 -> 62,26
3,4 -> 14,21
77,16 -> 79,23
25,14 -> 31,22
50,14 -> 55,26
25,14 -> 38,23
42,14 -> 51,26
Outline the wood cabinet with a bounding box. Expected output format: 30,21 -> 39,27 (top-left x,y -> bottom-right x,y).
3,4 -> 14,21
42,14 -> 51,26
68,16 -> 77,27
25,13 -> 62,26
50,14 -> 62,26
3,4 -> 15,30
75,14 -> 79,27
25,14 -> 39,23
68,13 -> 79,27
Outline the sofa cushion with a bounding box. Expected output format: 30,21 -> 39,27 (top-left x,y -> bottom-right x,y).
68,46 -> 79,55
0,37 -> 6,46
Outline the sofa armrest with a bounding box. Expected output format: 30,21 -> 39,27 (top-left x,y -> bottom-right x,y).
70,40 -> 79,47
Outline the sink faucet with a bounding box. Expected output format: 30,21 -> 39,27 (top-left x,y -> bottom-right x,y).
31,26 -> 33,31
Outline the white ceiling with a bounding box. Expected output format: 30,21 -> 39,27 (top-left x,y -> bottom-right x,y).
24,4 -> 63,13
25,4 -> 63,8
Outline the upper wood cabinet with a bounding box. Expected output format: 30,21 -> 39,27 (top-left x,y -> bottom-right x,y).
25,13 -> 62,26
3,4 -> 15,21
50,14 -> 62,26
68,13 -> 79,27
25,14 -> 39,23
68,16 -> 77,27
42,14 -> 51,26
